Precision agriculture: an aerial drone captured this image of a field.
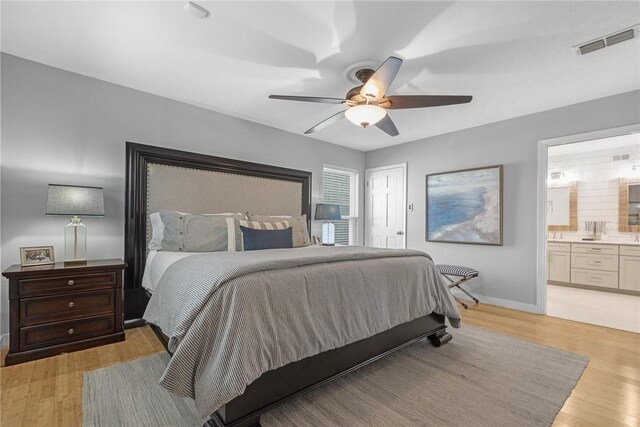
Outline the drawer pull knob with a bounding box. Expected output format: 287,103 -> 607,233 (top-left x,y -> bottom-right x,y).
68,328 -> 75,335
67,280 -> 75,286
68,301 -> 75,308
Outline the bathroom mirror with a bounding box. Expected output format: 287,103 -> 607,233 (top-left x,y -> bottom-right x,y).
547,182 -> 577,231
620,179 -> 640,231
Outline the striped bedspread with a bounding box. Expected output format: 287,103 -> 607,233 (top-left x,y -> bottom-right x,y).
143,246 -> 460,419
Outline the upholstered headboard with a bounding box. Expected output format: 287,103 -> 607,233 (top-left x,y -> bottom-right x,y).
124,142 -> 311,320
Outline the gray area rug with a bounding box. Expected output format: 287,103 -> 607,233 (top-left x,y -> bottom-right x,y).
83,325 -> 588,427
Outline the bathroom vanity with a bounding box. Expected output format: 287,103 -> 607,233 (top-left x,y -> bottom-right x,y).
547,240 -> 640,293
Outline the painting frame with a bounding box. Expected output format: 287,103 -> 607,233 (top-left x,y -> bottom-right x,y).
20,245 -> 56,266
426,165 -> 503,246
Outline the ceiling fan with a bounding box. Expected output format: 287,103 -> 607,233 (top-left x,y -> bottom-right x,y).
269,56 -> 472,137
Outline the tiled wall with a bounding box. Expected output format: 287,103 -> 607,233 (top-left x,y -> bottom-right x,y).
548,134 -> 640,241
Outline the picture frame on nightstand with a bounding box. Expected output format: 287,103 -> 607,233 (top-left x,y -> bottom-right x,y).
20,245 -> 55,266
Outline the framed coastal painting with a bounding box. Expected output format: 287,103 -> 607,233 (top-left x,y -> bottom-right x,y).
426,165 -> 503,245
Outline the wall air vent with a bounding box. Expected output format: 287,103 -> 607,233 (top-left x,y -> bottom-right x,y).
550,171 -> 563,180
612,154 -> 630,162
575,25 -> 639,55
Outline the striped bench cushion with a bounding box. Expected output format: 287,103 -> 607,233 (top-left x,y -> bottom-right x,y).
436,264 -> 479,278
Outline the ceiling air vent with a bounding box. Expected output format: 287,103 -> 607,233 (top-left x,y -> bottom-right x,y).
606,29 -> 635,46
612,154 -> 630,162
575,25 -> 639,55
579,40 -> 606,55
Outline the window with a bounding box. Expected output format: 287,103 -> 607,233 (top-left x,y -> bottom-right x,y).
322,166 -> 359,245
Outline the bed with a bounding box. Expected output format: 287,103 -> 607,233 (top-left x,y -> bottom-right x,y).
124,142 -> 460,427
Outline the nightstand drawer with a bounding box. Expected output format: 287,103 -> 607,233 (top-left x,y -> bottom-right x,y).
19,272 -> 116,297
20,290 -> 115,326
19,314 -> 115,351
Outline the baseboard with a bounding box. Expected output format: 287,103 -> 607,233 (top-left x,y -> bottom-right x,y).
450,289 -> 538,313
0,333 -> 8,350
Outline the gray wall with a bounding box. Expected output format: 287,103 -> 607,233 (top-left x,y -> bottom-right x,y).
0,54 -> 366,338
366,90 -> 640,309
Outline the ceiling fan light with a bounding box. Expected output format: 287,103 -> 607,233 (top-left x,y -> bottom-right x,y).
345,105 -> 386,128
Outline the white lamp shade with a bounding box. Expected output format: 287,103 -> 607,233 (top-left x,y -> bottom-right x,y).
345,105 -> 387,128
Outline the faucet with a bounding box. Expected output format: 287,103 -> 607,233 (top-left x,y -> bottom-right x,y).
635,234 -> 639,243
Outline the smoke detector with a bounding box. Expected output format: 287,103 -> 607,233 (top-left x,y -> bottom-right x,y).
574,25 -> 639,55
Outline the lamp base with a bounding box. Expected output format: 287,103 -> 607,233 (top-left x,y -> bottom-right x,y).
65,217 -> 87,262
322,222 -> 335,245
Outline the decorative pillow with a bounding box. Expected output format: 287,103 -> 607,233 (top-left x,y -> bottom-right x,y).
240,226 -> 293,251
149,211 -> 245,252
226,218 -> 290,251
247,214 -> 311,247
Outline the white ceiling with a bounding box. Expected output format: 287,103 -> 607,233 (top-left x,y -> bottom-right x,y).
2,1 -> 639,151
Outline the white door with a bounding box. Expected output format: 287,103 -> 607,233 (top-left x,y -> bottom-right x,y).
365,164 -> 407,248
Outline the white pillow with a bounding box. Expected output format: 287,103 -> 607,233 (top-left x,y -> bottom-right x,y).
148,211 -> 245,250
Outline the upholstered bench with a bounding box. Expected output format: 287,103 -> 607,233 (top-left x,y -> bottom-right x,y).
436,264 -> 480,309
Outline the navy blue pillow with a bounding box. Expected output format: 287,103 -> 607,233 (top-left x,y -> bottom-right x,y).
240,226 -> 293,251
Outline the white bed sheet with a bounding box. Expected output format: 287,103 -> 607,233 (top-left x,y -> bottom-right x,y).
142,250 -> 199,293
142,246 -> 325,293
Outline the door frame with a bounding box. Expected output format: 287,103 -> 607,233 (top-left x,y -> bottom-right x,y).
536,124 -> 640,314
364,163 -> 408,248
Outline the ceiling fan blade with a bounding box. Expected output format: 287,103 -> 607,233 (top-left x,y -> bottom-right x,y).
375,114 -> 399,137
386,95 -> 472,109
269,95 -> 346,104
304,110 -> 346,134
360,56 -> 403,99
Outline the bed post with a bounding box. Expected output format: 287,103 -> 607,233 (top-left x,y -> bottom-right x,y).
428,329 -> 453,347
206,414 -> 261,427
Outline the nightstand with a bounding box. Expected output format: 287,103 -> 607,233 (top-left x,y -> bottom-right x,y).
2,259 -> 126,366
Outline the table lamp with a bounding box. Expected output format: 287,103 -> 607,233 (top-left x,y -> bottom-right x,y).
315,203 -> 342,245
46,184 -> 105,263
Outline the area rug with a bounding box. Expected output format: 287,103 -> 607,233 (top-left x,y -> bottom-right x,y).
83,325 -> 588,427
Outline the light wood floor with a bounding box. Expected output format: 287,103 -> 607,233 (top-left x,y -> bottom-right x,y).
1,304 -> 638,427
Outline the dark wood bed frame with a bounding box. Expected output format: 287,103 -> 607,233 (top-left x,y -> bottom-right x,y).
124,142 -> 452,427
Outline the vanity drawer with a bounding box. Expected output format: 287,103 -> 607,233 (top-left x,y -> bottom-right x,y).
620,246 -> 640,257
19,272 -> 116,297
571,268 -> 618,289
547,242 -> 570,252
20,290 -> 115,326
19,314 -> 115,351
571,253 -> 618,271
571,244 -> 618,256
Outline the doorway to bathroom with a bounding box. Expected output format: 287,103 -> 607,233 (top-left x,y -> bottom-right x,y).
538,126 -> 640,333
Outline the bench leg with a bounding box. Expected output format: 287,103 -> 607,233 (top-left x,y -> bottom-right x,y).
453,295 -> 468,309
456,285 -> 480,304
